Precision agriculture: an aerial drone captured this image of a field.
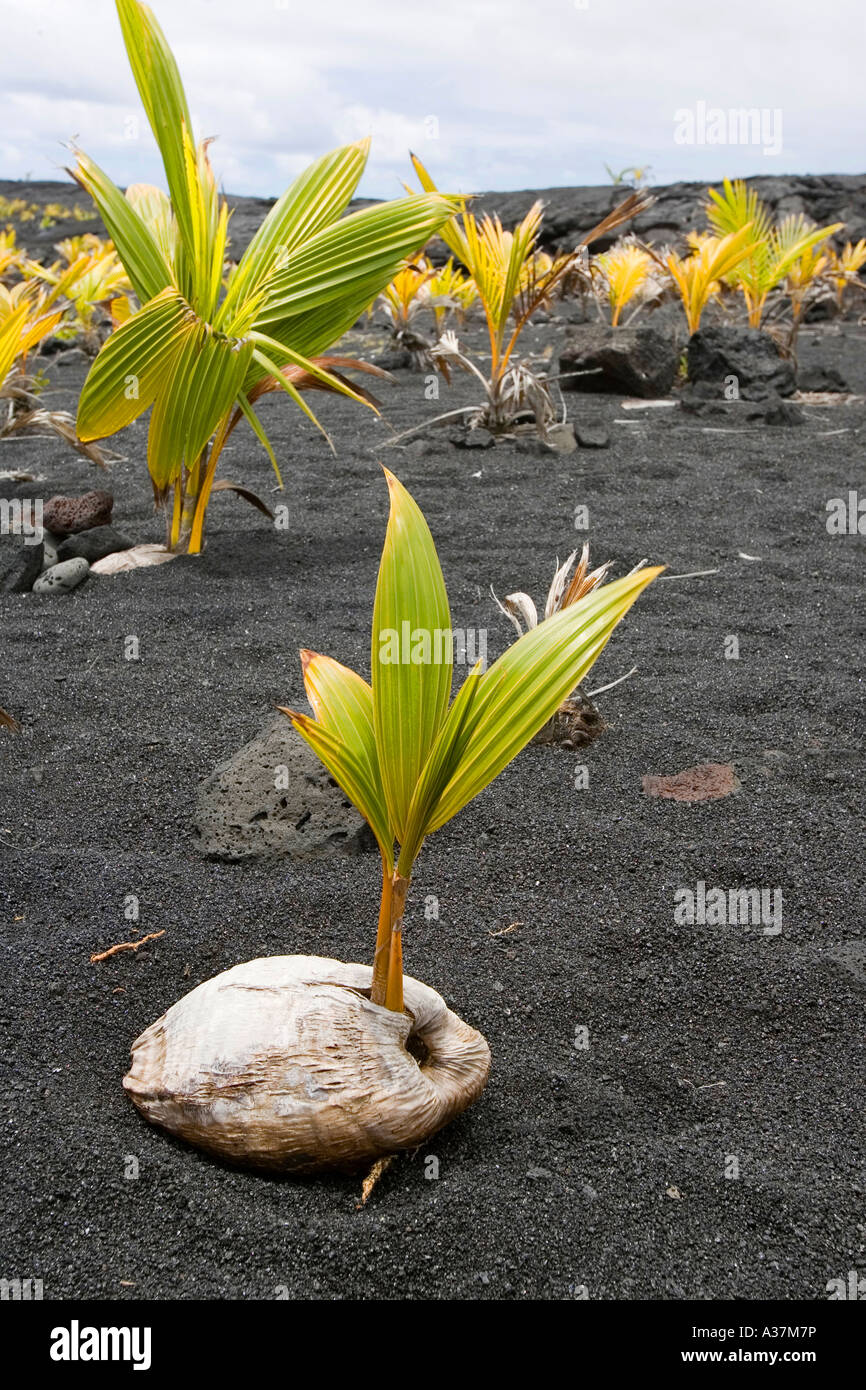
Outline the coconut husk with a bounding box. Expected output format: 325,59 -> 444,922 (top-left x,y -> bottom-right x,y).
90,544 -> 178,575
533,690 -> 604,749
123,955 -> 491,1173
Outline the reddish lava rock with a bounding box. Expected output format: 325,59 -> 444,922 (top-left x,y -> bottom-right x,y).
43,490 -> 114,537
642,762 -> 741,802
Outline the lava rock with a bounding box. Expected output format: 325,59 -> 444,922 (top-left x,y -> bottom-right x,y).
546,423 -> 578,454
796,364 -> 849,393
449,426 -> 495,449
194,714 -> 376,861
761,396 -> 806,426
57,525 -> 134,564
0,535 -> 45,593
559,325 -> 678,398
680,389 -> 804,426
372,347 -> 413,371
41,531 -> 61,571
32,556 -> 89,595
574,420 -> 610,448
43,490 -> 114,537
35,334 -> 68,357
687,326 -> 796,399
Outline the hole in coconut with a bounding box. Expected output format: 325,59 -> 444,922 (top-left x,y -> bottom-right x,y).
406,1032 -> 430,1067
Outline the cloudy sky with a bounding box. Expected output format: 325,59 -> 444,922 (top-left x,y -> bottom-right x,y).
1,0 -> 863,199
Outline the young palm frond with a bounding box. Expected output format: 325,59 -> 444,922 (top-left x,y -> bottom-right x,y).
427,257 -> 477,332
593,242 -> 655,325
827,239 -> 866,308
24,237 -> 132,350
282,474 -> 662,1011
0,284 -> 109,463
72,0 -> 460,556
0,228 -> 24,282
706,180 -> 842,328
663,226 -> 758,334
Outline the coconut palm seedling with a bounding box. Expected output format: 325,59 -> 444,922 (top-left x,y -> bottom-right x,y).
428,257 -> 477,332
376,256 -> 439,367
24,235 -> 132,352
0,229 -> 24,282
705,179 -> 842,330
283,474 -> 661,1012
592,241 -> 656,326
827,239 -> 866,310
605,163 -> 652,189
72,0 -> 459,557
377,256 -> 477,365
393,156 -> 652,439
122,470 -> 661,1174
491,543 -> 641,748
0,284 -> 109,463
0,197 -> 38,224
662,226 -> 758,334
784,237 -> 834,353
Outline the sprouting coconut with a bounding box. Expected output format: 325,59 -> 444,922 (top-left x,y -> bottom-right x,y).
125,472 -> 661,1172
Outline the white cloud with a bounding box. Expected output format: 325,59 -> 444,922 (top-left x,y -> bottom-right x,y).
0,0 -> 863,197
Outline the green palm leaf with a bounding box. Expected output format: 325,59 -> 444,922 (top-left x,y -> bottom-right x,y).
372,469 -> 453,839
116,0 -> 195,254
283,654 -> 394,866
77,287 -> 196,440
252,195 -> 460,333
69,151 -> 172,303
219,141 -> 370,328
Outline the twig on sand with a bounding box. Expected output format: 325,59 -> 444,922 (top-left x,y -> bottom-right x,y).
380,406 -> 478,448
357,1155 -> 394,1207
586,666 -> 638,698
488,921 -> 523,937
90,930 -> 165,963
658,568 -> 720,580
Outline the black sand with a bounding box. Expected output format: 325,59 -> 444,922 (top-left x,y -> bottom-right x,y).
1,306 -> 864,1301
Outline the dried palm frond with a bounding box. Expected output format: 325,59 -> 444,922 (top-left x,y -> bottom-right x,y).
491,543 -> 616,636
490,544 -> 642,746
